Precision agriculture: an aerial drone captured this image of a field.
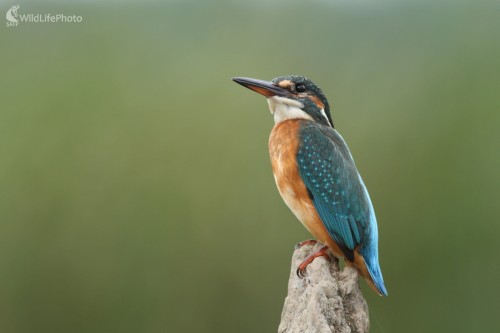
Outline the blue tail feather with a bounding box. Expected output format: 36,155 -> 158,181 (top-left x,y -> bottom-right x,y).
365,256 -> 388,296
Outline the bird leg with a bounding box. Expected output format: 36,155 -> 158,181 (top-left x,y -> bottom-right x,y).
296,245 -> 330,278
294,239 -> 318,249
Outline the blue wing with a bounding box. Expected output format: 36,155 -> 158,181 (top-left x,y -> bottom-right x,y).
296,122 -> 373,261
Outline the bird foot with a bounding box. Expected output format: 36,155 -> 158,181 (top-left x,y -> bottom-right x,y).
294,239 -> 318,250
296,245 -> 330,278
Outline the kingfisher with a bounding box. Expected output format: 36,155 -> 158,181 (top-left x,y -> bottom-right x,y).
232,75 -> 387,296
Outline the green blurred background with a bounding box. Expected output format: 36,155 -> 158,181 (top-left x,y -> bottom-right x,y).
1,0 -> 499,332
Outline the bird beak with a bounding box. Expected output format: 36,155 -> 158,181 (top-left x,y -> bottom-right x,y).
232,77 -> 291,98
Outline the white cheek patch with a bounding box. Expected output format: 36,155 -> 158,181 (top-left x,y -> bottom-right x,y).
319,108 -> 332,126
267,96 -> 310,124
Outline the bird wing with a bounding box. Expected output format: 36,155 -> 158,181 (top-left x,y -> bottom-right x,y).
297,123 -> 372,261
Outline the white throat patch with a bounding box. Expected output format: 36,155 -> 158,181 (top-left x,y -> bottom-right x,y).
267,96 -> 310,124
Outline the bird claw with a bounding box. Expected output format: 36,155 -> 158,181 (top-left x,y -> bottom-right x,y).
296,266 -> 307,279
295,245 -> 330,279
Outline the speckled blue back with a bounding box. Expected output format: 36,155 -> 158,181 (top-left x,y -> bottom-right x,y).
296,121 -> 387,295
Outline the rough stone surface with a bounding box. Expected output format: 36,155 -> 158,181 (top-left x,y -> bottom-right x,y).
278,243 -> 369,333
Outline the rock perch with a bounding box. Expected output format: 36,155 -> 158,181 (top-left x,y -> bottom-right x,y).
278,242 -> 369,333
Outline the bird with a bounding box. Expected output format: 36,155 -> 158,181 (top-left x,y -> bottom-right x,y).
232,75 -> 388,296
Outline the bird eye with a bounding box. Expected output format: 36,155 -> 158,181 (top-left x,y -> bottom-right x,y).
296,84 -> 306,93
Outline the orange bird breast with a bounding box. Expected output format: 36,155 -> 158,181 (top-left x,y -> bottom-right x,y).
269,119 -> 344,259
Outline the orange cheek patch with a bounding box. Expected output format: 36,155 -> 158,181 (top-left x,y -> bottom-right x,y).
309,95 -> 325,109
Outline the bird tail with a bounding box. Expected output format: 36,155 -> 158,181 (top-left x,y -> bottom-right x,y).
363,256 -> 388,296
353,249 -> 388,296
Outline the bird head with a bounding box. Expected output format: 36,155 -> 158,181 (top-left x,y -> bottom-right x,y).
232,75 -> 333,127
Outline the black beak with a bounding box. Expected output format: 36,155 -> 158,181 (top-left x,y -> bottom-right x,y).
232,77 -> 291,98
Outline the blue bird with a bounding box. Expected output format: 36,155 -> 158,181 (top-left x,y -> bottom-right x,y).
232,75 -> 388,296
